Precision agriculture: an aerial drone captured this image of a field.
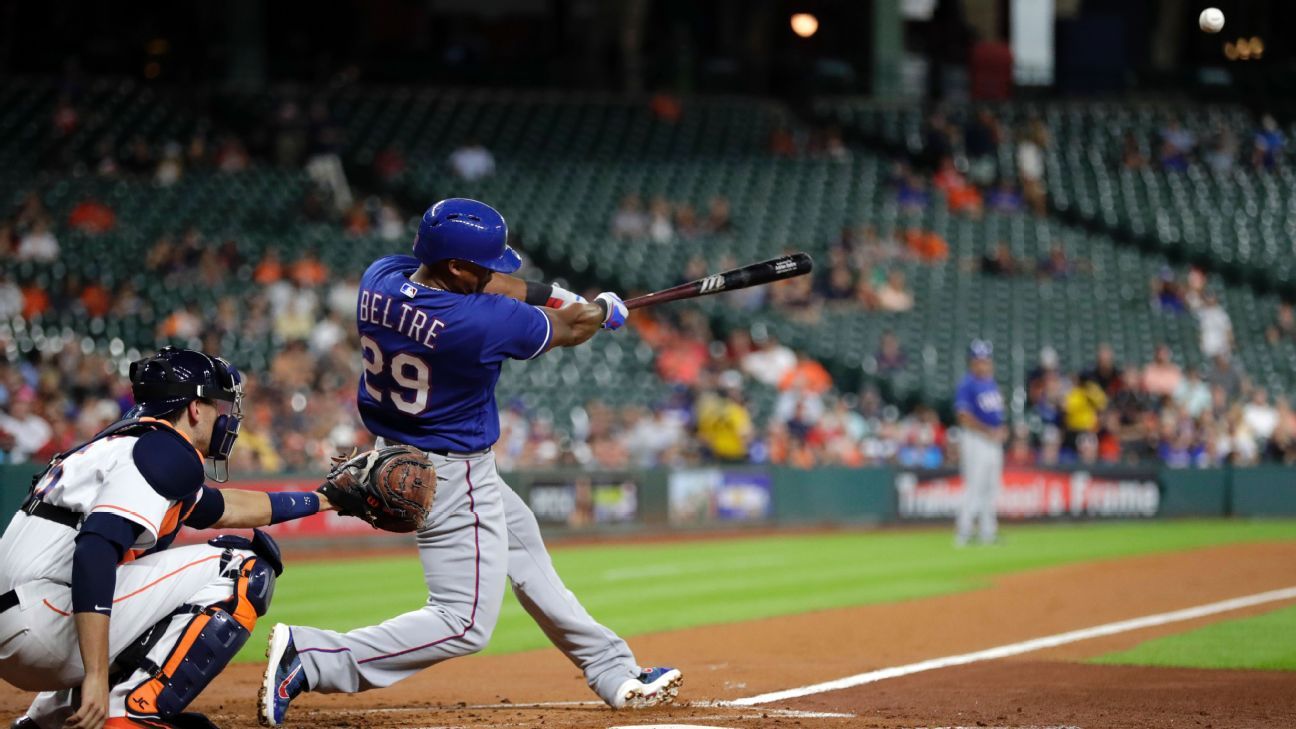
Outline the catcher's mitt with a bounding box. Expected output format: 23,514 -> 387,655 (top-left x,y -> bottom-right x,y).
318,445 -> 437,532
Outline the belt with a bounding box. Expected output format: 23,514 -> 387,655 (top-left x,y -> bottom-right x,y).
0,589 -> 15,615
19,494 -> 82,529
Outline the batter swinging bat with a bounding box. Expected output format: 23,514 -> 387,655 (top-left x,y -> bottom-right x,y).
624,252 -> 814,310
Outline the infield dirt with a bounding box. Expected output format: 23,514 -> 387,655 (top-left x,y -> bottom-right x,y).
3,539 -> 1294,728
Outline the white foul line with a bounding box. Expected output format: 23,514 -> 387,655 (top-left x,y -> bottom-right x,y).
729,585 -> 1296,706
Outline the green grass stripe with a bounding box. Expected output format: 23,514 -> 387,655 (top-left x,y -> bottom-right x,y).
1092,603 -> 1296,671
238,519 -> 1296,662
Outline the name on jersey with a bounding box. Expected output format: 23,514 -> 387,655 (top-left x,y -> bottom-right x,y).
360,289 -> 446,350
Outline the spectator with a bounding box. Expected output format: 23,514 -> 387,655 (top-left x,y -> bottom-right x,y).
1081,343 -> 1121,395
1036,243 -> 1083,280
1174,367 -> 1212,419
215,135 -> 250,172
254,250 -> 285,284
1204,127 -> 1237,174
1016,119 -> 1049,214
1158,119 -> 1194,172
17,218 -> 59,262
648,196 -> 674,243
742,333 -> 796,387
778,351 -> 833,394
1063,373 -> 1108,442
650,93 -> 682,123
155,140 -> 185,186
611,195 -> 649,239
963,109 -> 1001,185
1252,114 -> 1285,171
1207,353 -> 1247,400
902,228 -> 949,263
1196,290 -> 1233,359
985,180 -> 1024,214
696,377 -> 754,462
876,269 -> 914,312
122,136 -> 153,175
1142,344 -> 1183,398
1120,131 -> 1148,170
377,198 -> 405,241
933,157 -> 983,216
52,95 -> 79,137
705,196 -> 733,234
0,275 -> 22,321
0,388 -> 52,463
1151,268 -> 1187,315
67,198 -> 116,234
896,170 -> 930,213
875,330 -> 908,375
674,203 -> 701,239
291,252 -> 329,288
975,241 -> 1020,277
449,138 -> 496,181
1242,388 -> 1279,443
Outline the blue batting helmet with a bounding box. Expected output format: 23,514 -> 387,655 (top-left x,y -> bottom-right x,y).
128,347 -> 244,478
412,198 -> 521,273
968,339 -> 993,360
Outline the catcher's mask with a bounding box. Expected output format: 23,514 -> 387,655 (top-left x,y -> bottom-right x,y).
128,346 -> 245,482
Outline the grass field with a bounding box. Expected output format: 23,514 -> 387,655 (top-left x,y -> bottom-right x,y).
236,520 -> 1296,662
1093,603 -> 1296,671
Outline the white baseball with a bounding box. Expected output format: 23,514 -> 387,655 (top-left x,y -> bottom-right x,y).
1199,7 -> 1224,34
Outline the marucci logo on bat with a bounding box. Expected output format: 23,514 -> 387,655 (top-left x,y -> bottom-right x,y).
699,274 -> 726,293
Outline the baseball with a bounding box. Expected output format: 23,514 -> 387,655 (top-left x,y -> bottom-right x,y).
1199,7 -> 1224,33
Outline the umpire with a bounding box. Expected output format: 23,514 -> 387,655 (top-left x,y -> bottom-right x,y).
955,339 -> 1006,546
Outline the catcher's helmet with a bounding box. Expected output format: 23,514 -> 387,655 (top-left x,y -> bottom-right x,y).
412,197 -> 521,273
128,346 -> 244,480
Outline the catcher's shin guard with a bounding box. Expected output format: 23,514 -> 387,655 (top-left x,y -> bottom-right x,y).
123,556 -> 275,719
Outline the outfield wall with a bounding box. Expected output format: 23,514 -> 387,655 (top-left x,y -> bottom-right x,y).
2,463 -> 1293,540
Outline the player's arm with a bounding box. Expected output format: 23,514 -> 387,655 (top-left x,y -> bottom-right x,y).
543,293 -> 628,349
68,512 -> 145,729
184,486 -> 337,530
485,273 -> 586,309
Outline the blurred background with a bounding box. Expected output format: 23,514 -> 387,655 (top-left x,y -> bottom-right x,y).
2,0 -> 1295,533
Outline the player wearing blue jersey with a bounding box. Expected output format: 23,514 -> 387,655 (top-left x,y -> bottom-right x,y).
954,339 -> 1006,546
260,199 -> 681,726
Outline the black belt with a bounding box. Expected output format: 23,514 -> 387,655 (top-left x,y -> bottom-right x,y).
0,589 -> 15,615
19,494 -> 82,529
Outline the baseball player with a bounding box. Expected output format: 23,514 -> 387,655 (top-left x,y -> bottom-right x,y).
954,339 -> 1006,546
1,347 -> 350,729
260,198 -> 681,725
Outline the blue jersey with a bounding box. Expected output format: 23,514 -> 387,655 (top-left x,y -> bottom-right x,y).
355,255 -> 553,452
954,374 -> 1004,428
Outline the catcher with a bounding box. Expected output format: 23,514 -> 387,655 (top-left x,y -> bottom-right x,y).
0,347 -> 428,729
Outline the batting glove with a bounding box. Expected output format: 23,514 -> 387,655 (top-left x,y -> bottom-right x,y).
547,283 -> 587,309
594,292 -> 628,330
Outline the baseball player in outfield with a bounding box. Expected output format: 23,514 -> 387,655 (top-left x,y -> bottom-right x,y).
1,347 -> 353,729
954,339 -> 1005,546
260,198 -> 681,725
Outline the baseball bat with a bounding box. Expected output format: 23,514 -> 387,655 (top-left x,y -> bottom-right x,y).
623,252 -> 814,310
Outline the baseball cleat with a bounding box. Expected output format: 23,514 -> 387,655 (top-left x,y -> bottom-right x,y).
259,623 -> 307,726
610,667 -> 683,709
10,718 -> 35,729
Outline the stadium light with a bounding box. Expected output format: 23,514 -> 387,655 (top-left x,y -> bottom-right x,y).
790,13 -> 819,38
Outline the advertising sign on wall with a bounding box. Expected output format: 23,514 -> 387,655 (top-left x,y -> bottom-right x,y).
528,477 -> 639,528
669,469 -> 772,525
895,467 -> 1160,519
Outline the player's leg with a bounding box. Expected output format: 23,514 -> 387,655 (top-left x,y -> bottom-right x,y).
13,538 -> 274,727
978,447 -> 1004,543
955,438 -> 980,545
283,455 -> 508,694
500,482 -> 672,707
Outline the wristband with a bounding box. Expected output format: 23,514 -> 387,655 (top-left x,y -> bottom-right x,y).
268,491 -> 322,525
524,280 -> 555,307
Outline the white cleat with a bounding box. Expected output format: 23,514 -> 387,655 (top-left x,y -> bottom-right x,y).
611,667 -> 683,710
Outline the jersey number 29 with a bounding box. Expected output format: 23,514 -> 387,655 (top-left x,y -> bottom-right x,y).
361,336 -> 430,414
